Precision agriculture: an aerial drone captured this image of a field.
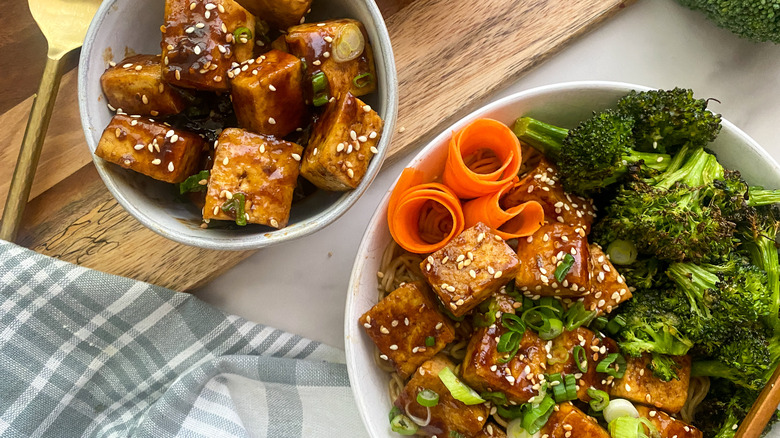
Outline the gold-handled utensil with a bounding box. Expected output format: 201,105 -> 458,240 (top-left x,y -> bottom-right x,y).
0,0 -> 102,241
736,365 -> 780,437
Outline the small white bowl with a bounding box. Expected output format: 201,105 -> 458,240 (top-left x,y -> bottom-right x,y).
344,81 -> 780,438
78,0 -> 397,250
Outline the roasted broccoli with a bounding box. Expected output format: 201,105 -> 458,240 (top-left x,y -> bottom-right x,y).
616,88 -> 722,155
695,381 -> 774,438
677,0 -> 780,44
512,110 -> 671,196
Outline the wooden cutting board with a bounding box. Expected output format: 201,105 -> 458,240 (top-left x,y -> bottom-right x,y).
0,0 -> 633,291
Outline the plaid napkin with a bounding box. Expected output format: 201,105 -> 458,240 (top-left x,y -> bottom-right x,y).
0,241 -> 368,438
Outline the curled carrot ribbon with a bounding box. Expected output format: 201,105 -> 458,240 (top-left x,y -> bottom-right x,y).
442,118 -> 523,199
463,178 -> 545,240
388,169 -> 465,254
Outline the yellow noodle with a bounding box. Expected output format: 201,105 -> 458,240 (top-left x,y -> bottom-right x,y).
463,148 -> 502,175
681,376 -> 711,424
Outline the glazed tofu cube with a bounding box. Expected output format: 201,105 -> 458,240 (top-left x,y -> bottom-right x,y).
540,402 -> 610,438
95,114 -> 204,183
545,328 -> 619,402
420,223 -> 520,317
101,54 -> 187,117
461,325 -> 547,404
233,0 -> 311,31
583,244 -> 632,315
203,128 -> 302,228
300,92 -> 383,191
359,282 -> 455,379
476,423 -> 507,438
230,50 -> 308,138
515,224 -> 591,298
636,405 -> 703,438
502,158 -> 596,233
395,355 -> 488,437
270,35 -> 289,53
162,0 -> 255,91
609,354 -> 691,414
286,19 -> 377,98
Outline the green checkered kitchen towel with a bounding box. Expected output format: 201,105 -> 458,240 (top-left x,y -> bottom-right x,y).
0,240 -> 368,437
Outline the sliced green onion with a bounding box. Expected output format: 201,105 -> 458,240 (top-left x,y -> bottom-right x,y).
425,336 -> 435,347
604,398 -> 640,424
353,72 -> 373,88
605,316 -> 627,335
550,373 -> 567,402
592,316 -> 609,331
311,71 -> 330,107
177,170 -> 210,194
502,313 -> 526,334
522,307 -> 563,340
608,416 -> 657,438
496,403 -> 526,420
480,391 -> 507,406
416,389 -> 439,407
388,406 -> 401,422
312,94 -> 329,107
564,301 -> 598,331
504,281 -> 523,300
332,22 -> 365,63
538,297 -> 564,317
564,374 -> 577,400
473,298 -> 499,328
538,318 -> 563,340
573,345 -> 588,373
506,418 -> 535,438
596,353 -> 627,379
587,388 -> 610,412
232,26 -> 253,43
449,432 -> 465,438
221,193 -> 247,226
497,331 -> 522,363
522,395 -> 555,434
438,367 -> 485,405
390,414 -> 418,435
554,253 -> 576,282
606,240 -> 638,266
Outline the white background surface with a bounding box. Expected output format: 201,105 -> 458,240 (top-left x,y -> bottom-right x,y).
196,0 -> 780,350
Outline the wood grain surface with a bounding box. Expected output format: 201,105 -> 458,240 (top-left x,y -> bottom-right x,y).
0,0 -> 633,290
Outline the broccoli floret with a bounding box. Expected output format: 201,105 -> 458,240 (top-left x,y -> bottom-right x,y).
619,257 -> 668,291
648,353 -> 683,381
616,88 -> 722,155
512,110 -> 671,196
692,333 -> 778,390
677,0 -> 780,44
695,381 -> 774,438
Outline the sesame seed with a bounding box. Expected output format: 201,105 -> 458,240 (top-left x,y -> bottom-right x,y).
185,27 -> 195,34
151,159 -> 161,165
134,144 -> 144,150
446,285 -> 456,292
369,131 -> 378,139
469,270 -> 476,279
350,130 -> 357,141
175,70 -> 181,80
322,51 -> 330,58
268,84 -> 277,91
170,134 -> 179,143
205,10 -> 211,19
358,135 -> 368,142
218,4 -> 225,12
291,153 -> 301,161
370,146 -> 378,154
122,63 -> 133,68
363,104 -> 371,112
222,157 -> 229,165
435,322 -> 443,330
270,219 -> 279,228
494,271 -> 503,279
193,45 -> 202,55
268,117 -> 276,125
168,162 -> 175,172
195,23 -> 205,29
625,383 -> 631,391
380,326 -> 389,334
347,169 -> 355,178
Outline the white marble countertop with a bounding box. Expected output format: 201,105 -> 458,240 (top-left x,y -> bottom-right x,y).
195,0 -> 780,350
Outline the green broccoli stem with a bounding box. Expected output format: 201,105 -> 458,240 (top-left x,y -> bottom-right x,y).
667,263 -> 717,319
748,187 -> 780,207
691,360 -> 737,381
655,147 -> 712,190
512,117 -> 568,161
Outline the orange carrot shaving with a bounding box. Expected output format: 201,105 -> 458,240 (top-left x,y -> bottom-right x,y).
462,179 -> 544,240
388,168 -> 465,254
442,118 -> 522,199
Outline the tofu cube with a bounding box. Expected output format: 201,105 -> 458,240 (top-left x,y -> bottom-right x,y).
636,405 -> 703,438
359,282 -> 455,379
540,402 -> 610,438
583,244 -> 633,315
101,54 -> 187,117
162,0 -> 255,91
230,50 -> 308,138
609,354 -> 691,414
95,114 -> 204,183
503,157 -> 596,233
233,0 -> 312,31
420,223 -> 521,317
300,92 -> 383,191
203,128 -> 302,228
461,325 -> 547,404
545,328 -> 620,402
395,355 -> 488,437
515,224 -> 591,298
286,19 -> 377,99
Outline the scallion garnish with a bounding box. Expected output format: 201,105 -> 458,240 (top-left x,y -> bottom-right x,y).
177,170 -> 210,194
587,388 -> 610,412
608,416 -> 657,438
449,431 -> 465,438
596,353 -> 627,379
501,313 -> 526,334
564,374 -> 577,400
606,239 -> 638,265
388,406 -> 401,422
389,413 -> 418,435
496,331 -> 522,363
353,72 -> 373,88
220,192 -> 247,226
496,403 -> 525,420
425,336 -> 435,347
416,389 -> 439,407
233,26 -> 253,44
573,345 -> 588,373
554,253 -> 576,282
473,298 -> 499,327
564,301 -> 598,331
605,315 -> 627,335
480,391 -> 507,406
522,395 -> 555,434
311,71 -> 330,107
522,306 -> 564,340
438,367 -> 485,405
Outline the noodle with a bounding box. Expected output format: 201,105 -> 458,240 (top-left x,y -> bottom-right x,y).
463,148 -> 502,175
377,240 -> 425,296
417,201 -> 455,244
680,376 -> 711,424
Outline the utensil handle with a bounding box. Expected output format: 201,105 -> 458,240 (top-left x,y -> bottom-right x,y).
735,363 -> 780,438
0,55 -> 66,242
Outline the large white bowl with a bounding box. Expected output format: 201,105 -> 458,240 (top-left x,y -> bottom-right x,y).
78,0 -> 397,250
344,81 -> 780,437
